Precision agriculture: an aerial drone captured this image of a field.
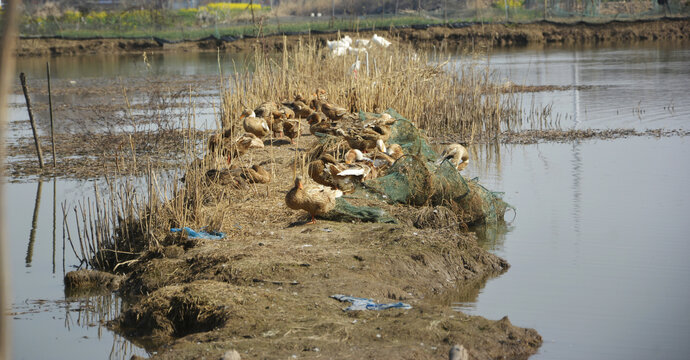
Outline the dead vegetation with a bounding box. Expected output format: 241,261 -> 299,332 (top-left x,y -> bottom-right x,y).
497,128 -> 690,144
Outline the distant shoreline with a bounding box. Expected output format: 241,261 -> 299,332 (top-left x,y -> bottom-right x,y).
17,17 -> 689,57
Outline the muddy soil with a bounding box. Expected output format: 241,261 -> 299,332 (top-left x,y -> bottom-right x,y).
17,18 -> 690,57
114,222 -> 540,360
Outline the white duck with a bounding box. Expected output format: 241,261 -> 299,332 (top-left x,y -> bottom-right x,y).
437,144 -> 469,171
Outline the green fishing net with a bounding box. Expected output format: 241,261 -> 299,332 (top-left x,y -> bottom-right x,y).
330,109 -> 510,225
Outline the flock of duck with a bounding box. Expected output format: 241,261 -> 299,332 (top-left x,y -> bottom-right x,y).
202,89 -> 469,225
326,34 -> 392,57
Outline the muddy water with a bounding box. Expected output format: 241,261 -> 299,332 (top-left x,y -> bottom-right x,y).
4,43 -> 690,359
446,43 -> 690,359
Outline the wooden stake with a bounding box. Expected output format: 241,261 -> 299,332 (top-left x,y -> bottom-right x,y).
47,62 -> 56,168
19,72 -> 44,169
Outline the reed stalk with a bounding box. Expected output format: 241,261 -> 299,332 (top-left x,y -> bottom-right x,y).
220,40 -> 524,143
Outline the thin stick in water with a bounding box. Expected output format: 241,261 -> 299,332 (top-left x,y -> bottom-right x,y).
19,73 -> 44,169
47,62 -> 56,168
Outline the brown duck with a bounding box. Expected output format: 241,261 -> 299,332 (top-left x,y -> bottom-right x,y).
437,143 -> 469,171
236,164 -> 272,184
308,112 -> 340,136
283,119 -> 302,144
386,143 -> 404,160
338,127 -> 381,152
326,161 -> 376,193
311,99 -> 348,121
208,132 -> 263,164
285,176 -> 342,224
205,169 -> 248,188
240,109 -> 270,138
308,153 -> 339,188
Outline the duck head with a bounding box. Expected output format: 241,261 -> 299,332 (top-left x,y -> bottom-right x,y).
239,108 -> 255,120
345,149 -> 365,164
387,144 -> 403,160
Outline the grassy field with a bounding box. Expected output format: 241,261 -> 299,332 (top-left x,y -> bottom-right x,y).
12,1 -> 680,41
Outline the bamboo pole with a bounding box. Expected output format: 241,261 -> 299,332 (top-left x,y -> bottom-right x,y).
19,73 -> 44,169
47,62 -> 56,168
0,0 -> 21,358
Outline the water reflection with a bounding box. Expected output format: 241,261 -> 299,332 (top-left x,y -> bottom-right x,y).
471,221 -> 511,252
571,141 -> 582,238
25,181 -> 42,267
52,177 -> 57,274
6,179 -> 148,360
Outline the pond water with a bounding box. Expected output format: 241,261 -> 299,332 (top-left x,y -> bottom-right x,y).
4,180 -> 149,360
4,42 -> 690,359
450,43 -> 690,360
481,42 -> 690,131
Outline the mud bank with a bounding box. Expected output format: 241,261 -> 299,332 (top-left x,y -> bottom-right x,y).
113,223 -> 541,359
18,18 -> 690,57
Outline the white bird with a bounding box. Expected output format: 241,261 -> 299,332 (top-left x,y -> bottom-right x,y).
354,39 -> 370,47
327,39 -> 348,50
347,46 -> 367,55
371,34 -> 392,48
330,44 -> 348,56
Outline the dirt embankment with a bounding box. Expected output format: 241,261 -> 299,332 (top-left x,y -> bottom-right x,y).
18,18 -> 690,57
112,223 -> 541,359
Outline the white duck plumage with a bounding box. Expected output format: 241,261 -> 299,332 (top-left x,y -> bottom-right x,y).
371,34 -> 392,48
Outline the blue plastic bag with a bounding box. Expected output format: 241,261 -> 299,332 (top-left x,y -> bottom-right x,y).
170,227 -> 225,240
330,294 -> 412,311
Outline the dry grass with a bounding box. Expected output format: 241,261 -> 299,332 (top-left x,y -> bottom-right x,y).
221,38 -> 523,142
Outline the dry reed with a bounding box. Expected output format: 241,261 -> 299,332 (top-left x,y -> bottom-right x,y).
221,39 -> 523,141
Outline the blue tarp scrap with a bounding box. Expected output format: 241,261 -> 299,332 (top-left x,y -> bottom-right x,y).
330,294 -> 412,311
170,227 -> 225,240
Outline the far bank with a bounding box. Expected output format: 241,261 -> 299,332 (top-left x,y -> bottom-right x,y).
17,17 -> 690,57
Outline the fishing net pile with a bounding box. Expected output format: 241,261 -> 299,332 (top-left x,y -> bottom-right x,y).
323,109 -> 510,225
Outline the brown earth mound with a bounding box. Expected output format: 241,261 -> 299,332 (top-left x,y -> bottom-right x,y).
113,223 -> 540,359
